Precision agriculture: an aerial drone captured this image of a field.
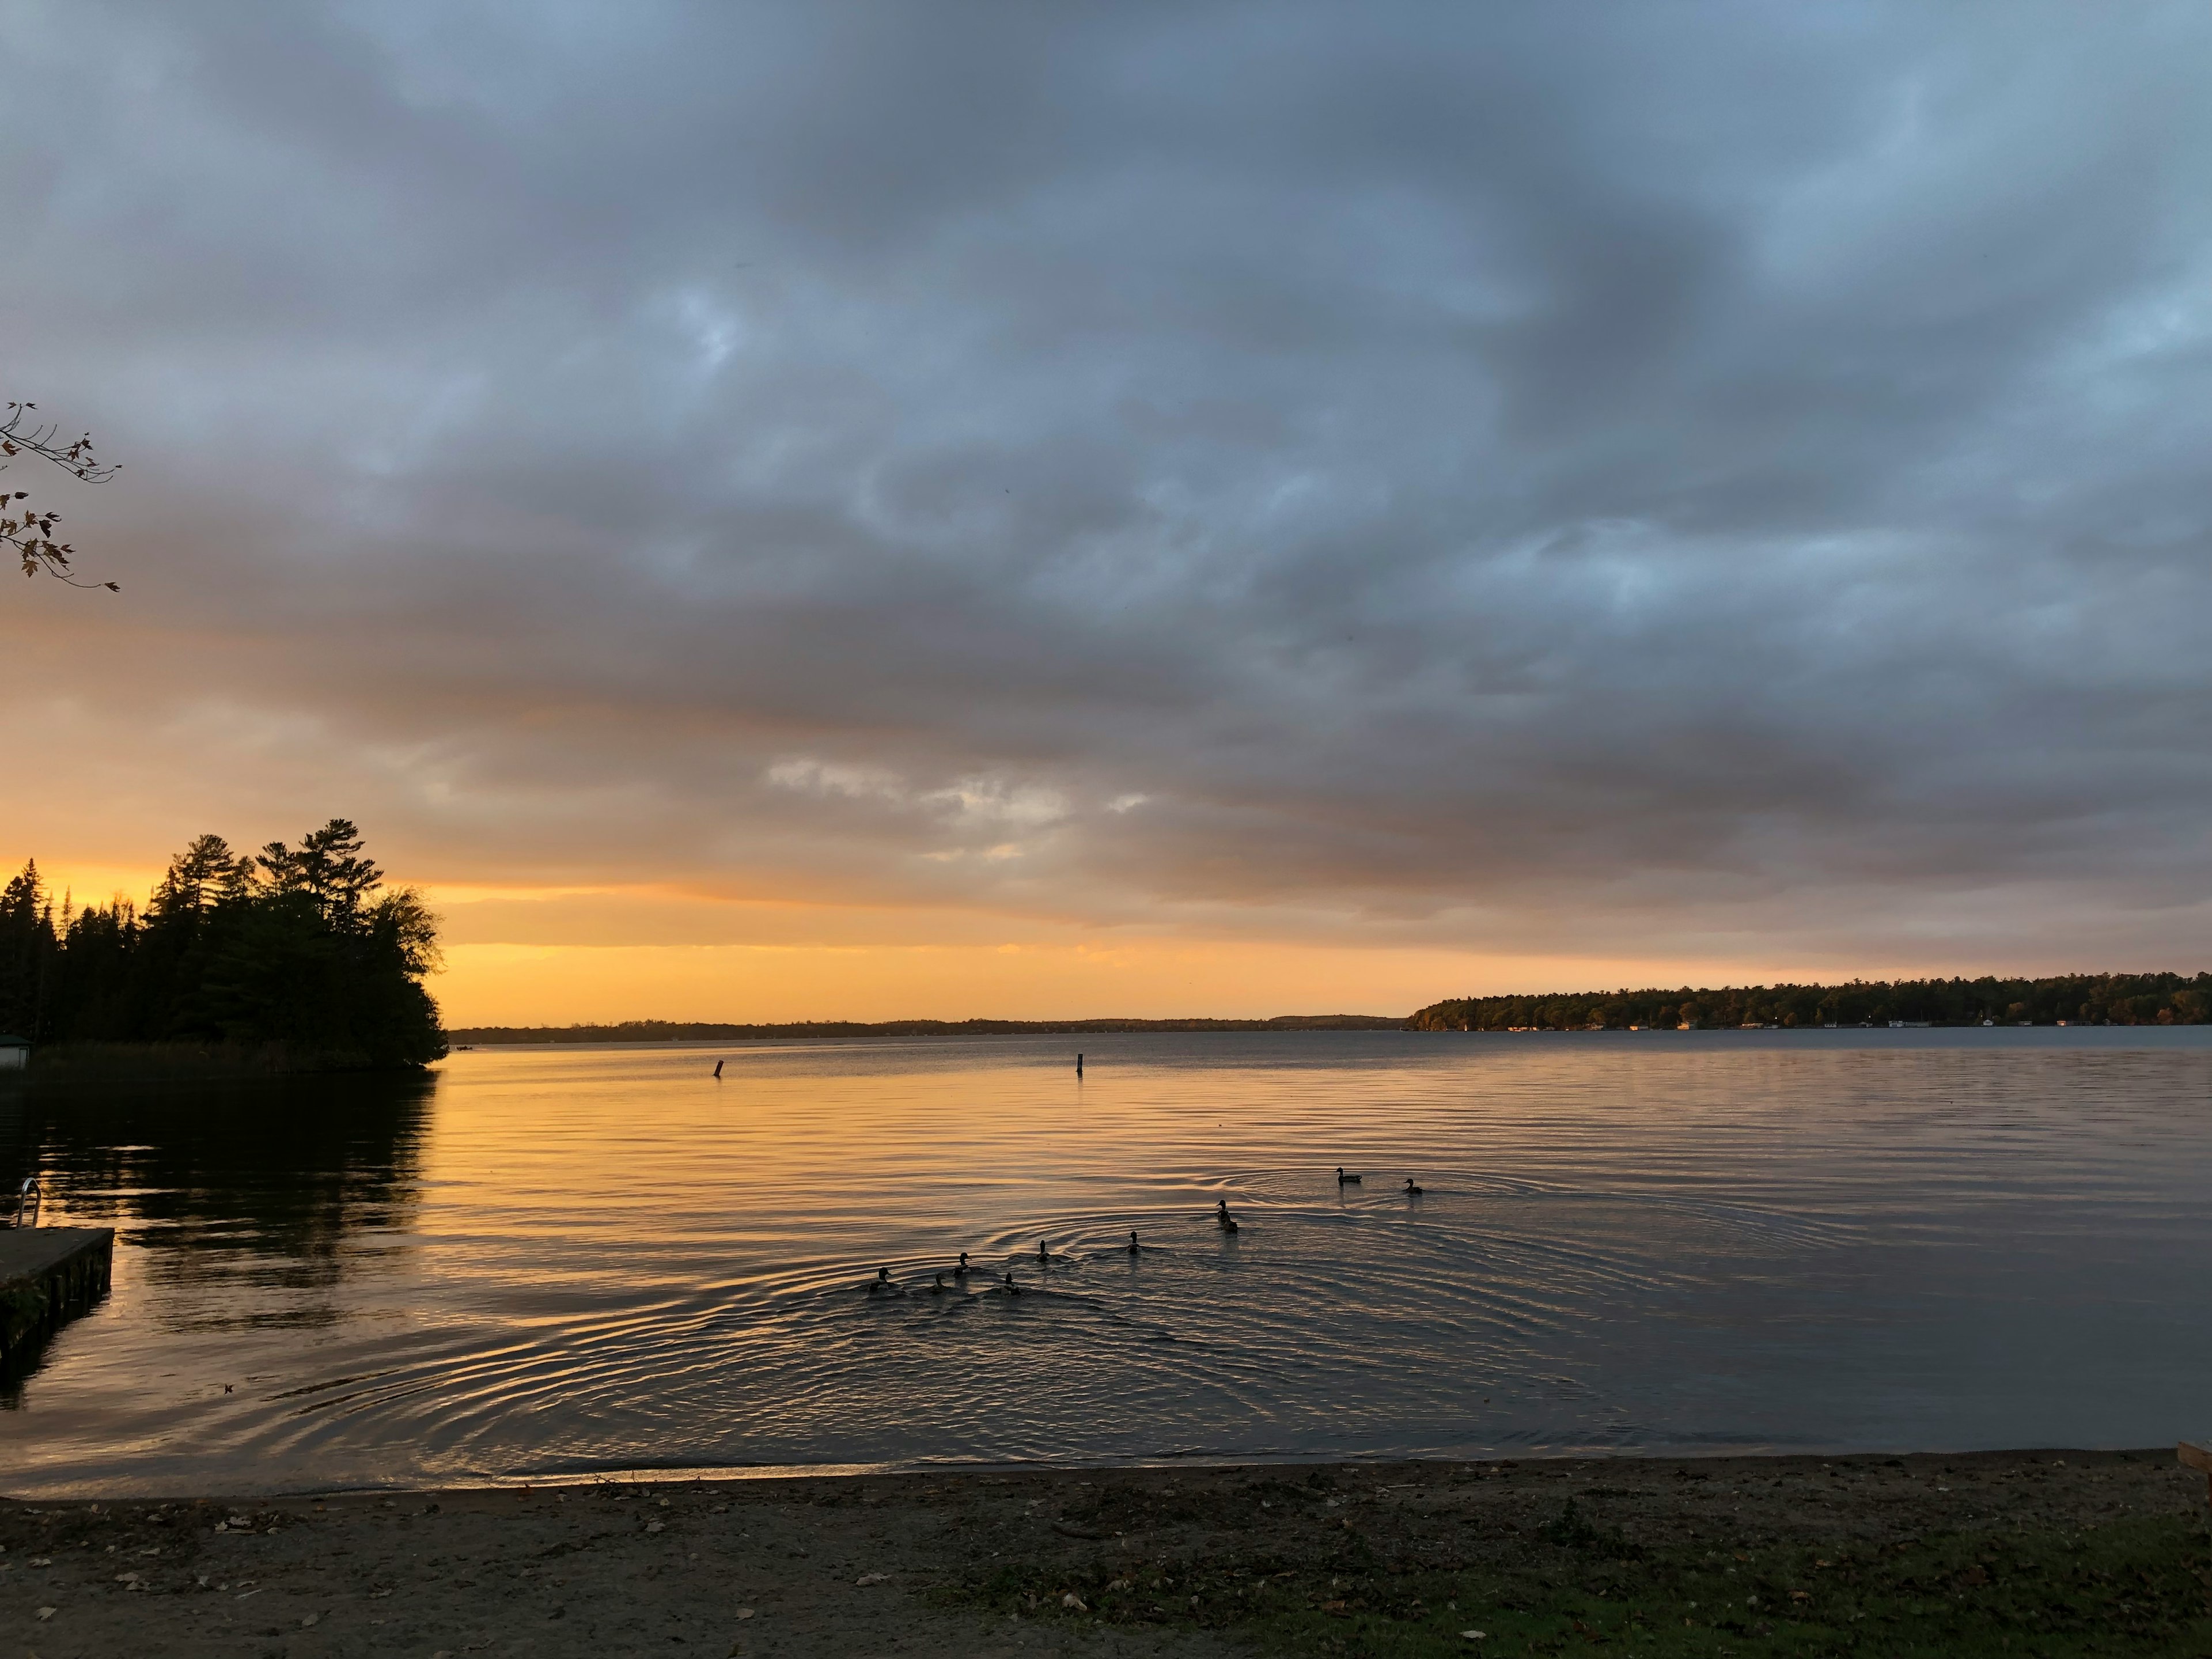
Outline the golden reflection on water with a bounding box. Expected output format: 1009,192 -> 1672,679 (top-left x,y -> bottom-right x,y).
4,1029 -> 2210,1497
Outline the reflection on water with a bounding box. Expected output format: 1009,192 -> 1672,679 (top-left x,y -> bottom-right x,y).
2,1075 -> 429,1328
2,1029 -> 2208,1496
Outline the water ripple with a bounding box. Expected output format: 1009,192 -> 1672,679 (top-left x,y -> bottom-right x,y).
4,1028 -> 2210,1494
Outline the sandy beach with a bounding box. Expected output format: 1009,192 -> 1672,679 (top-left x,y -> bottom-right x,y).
3,1448 -> 2203,1657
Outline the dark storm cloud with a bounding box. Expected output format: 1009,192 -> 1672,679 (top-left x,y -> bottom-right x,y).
7,0 -> 2212,968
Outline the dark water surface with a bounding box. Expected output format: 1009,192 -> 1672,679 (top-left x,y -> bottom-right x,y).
2,1028 -> 2207,1496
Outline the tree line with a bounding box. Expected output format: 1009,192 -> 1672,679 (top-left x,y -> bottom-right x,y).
445,1014 -> 1404,1044
1408,974 -> 2212,1032
0,820 -> 445,1069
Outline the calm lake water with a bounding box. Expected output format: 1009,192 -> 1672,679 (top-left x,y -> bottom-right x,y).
3,1029 -> 2208,1497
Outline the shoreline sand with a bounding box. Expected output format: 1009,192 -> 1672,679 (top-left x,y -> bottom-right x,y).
3,1449 -> 2203,1657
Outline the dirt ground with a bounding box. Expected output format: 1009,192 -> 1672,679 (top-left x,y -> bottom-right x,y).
1,1448 -> 2198,1658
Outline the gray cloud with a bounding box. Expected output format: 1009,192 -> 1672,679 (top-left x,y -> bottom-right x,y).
7,0 -> 2212,976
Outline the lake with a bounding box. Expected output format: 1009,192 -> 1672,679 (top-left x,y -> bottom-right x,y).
2,1028 -> 2207,1497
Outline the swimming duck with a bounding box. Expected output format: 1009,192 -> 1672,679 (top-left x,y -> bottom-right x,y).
930,1272 -> 948,1294
954,1252 -> 971,1276
1127,1229 -> 1141,1254
1037,1238 -> 1050,1264
1003,1270 -> 1024,1296
1215,1199 -> 1239,1233
1403,1178 -> 1424,1195
870,1266 -> 895,1294
1337,1166 -> 1363,1184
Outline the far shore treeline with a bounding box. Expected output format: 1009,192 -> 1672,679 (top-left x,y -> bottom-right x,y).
445,1014 -> 1405,1044
1407,972 -> 2212,1032
0,820 -> 445,1070
446,972 -> 2210,1047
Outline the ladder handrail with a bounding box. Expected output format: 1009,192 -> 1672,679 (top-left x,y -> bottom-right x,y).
12,1176 -> 39,1229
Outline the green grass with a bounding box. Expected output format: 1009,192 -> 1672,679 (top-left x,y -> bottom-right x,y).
934,1505 -> 2212,1656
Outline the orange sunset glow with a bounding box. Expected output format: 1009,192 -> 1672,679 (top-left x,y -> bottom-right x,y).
10,2 -> 2212,1031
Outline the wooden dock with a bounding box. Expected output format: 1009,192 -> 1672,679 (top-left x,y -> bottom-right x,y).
0,1226 -> 115,1366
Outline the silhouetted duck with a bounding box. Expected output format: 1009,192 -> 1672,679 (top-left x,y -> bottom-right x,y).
1215,1199 -> 1238,1234
1003,1270 -> 1024,1296
1037,1238 -> 1050,1264
930,1272 -> 948,1294
1337,1166 -> 1362,1184
870,1266 -> 896,1294
954,1252 -> 971,1277
1403,1178 -> 1424,1195
1127,1230 -> 1141,1254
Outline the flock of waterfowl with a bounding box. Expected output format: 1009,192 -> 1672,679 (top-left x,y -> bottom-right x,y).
862,1165 -> 1429,1296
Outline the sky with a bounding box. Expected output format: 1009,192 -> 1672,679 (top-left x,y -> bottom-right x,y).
6,2 -> 2212,1025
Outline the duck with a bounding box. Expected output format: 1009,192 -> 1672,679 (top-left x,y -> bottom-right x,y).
930,1272 -> 949,1294
1037,1238 -> 1051,1264
1127,1229 -> 1141,1254
1337,1166 -> 1363,1184
1003,1270 -> 1024,1296
953,1252 -> 971,1277
1403,1177 -> 1424,1195
870,1266 -> 896,1294
1215,1199 -> 1239,1234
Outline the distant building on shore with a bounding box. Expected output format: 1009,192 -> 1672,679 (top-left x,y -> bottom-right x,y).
0,1035 -> 28,1071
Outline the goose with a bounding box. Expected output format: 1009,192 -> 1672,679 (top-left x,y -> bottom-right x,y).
1336,1166 -> 1363,1185
953,1252 -> 971,1277
1403,1178 -> 1424,1195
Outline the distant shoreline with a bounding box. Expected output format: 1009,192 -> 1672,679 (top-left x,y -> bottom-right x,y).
440,1014 -> 1406,1045
436,972 -> 2212,1047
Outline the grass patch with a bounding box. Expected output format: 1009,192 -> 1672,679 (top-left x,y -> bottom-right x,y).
934,1509 -> 2211,1656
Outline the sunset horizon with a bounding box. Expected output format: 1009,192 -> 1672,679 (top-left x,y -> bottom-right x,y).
17,842 -> 2209,1028
10,5 -> 2212,1035
7,9 -> 2211,1649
